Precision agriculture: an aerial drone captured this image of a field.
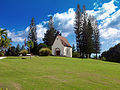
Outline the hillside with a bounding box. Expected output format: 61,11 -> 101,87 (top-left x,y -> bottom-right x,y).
0,56 -> 120,90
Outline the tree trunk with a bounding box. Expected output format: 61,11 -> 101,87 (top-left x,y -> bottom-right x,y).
96,52 -> 97,59
89,54 -> 91,58
86,54 -> 88,58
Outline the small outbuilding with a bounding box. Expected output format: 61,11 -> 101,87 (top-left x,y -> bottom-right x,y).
52,35 -> 72,57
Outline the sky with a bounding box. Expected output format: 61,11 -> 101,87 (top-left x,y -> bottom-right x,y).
0,0 -> 120,53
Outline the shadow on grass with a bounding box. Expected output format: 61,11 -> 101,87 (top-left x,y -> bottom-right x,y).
4,57 -> 27,60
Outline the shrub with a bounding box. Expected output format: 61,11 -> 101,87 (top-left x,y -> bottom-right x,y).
19,50 -> 28,56
72,52 -> 80,58
39,48 -> 51,56
0,51 -> 4,56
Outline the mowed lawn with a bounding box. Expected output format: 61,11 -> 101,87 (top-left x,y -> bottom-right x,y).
0,56 -> 120,90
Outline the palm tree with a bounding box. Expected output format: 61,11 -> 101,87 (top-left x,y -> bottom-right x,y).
0,28 -> 7,49
0,28 -> 12,50
0,28 -> 7,40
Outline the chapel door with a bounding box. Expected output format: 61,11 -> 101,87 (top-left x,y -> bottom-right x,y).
55,48 -> 60,56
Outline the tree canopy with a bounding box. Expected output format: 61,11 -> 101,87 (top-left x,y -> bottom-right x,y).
101,43 -> 120,63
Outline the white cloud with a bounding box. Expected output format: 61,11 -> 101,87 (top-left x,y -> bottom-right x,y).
53,8 -> 75,37
100,28 -> 120,39
7,30 -> 25,42
87,0 -> 118,20
7,23 -> 47,43
36,24 -> 47,41
101,41 -> 104,45
87,0 -> 120,41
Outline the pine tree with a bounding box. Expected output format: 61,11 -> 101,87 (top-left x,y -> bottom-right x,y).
21,45 -> 25,51
16,44 -> 21,56
85,19 -> 94,58
28,18 -> 38,54
93,20 -> 100,59
43,16 -> 57,49
28,18 -> 37,46
82,5 -> 88,58
74,4 -> 83,56
72,44 -> 76,53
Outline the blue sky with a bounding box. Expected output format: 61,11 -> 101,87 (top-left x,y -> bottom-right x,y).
0,0 -> 120,53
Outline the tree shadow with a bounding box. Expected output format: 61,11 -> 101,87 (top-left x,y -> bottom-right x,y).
4,57 -> 27,60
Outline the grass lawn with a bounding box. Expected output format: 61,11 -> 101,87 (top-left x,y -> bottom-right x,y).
0,56 -> 120,90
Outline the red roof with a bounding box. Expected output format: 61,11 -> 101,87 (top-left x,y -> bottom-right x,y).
58,35 -> 71,47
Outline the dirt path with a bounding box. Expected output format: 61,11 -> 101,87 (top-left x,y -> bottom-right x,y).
0,57 -> 6,59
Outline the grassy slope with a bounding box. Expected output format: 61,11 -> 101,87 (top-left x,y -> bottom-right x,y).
0,56 -> 120,90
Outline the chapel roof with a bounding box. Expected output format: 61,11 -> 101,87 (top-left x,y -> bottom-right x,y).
58,35 -> 71,47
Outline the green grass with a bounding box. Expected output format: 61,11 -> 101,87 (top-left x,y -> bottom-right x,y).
0,56 -> 120,90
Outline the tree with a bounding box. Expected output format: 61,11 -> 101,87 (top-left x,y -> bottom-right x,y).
82,5 -> 88,58
0,28 -> 7,50
2,38 -> 12,49
27,40 -> 34,59
21,45 -> 25,51
28,18 -> 38,55
93,20 -> 100,59
28,18 -> 37,46
74,4 -> 83,57
81,5 -> 94,58
85,19 -> 94,58
27,40 -> 34,53
0,28 -> 12,51
6,46 -> 16,56
72,44 -> 80,58
101,43 -> 120,62
16,44 -> 21,56
43,16 -> 57,49
72,44 -> 76,53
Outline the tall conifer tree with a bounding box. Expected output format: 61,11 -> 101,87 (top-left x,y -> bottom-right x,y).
28,18 -> 37,46
85,19 -> 94,58
74,4 -> 83,56
16,44 -> 21,56
93,20 -> 100,59
82,5 -> 88,58
43,16 -> 57,49
27,18 -> 38,55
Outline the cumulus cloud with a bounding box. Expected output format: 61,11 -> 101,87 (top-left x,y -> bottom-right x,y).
53,8 -> 75,37
100,28 -> 120,39
7,23 -> 47,43
36,24 -> 47,41
87,0 -> 120,41
7,30 -> 25,42
87,0 -> 118,20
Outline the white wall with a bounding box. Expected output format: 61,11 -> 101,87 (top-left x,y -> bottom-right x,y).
52,36 -> 64,56
64,47 -> 72,57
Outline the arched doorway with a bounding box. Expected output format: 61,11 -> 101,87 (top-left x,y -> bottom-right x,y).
55,48 -> 60,56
